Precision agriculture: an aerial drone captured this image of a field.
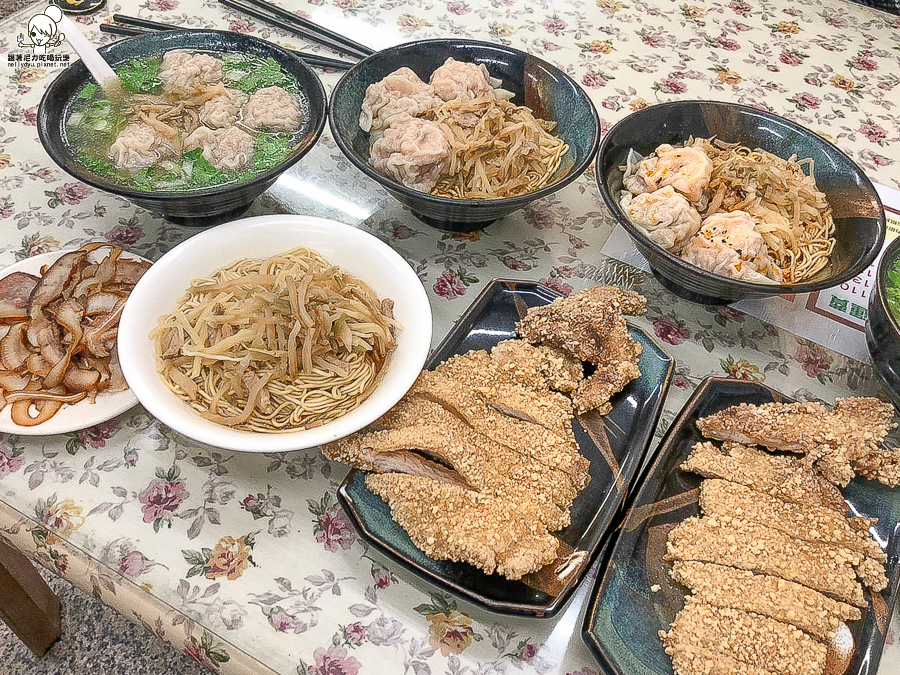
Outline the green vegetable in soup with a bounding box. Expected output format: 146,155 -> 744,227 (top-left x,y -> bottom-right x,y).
117,57 -> 163,94
252,132 -> 292,171
67,92 -> 127,149
222,53 -> 299,94
887,258 -> 900,323
76,151 -> 115,178
182,148 -> 234,188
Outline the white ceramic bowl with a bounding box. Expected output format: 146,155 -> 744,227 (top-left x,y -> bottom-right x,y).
118,215 -> 432,451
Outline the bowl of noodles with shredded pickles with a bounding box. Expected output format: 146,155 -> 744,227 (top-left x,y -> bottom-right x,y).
596,100 -> 886,304
117,215 -> 432,452
328,39 -> 600,233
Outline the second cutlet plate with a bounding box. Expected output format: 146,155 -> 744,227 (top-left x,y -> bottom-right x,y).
582,377 -> 900,675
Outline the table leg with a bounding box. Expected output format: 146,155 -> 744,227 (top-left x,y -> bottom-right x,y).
0,536 -> 61,656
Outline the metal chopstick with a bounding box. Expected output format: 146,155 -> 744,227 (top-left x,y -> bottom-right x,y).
217,0 -> 373,60
98,19 -> 355,70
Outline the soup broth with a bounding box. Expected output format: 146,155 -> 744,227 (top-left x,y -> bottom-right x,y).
65,50 -> 310,192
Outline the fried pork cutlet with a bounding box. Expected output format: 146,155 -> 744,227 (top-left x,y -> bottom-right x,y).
666,642 -> 781,675
681,441 -> 847,512
665,516 -> 866,607
324,402 -> 573,530
365,472 -> 559,579
411,370 -> 590,487
698,479 -> 886,565
490,340 -> 583,393
696,398 -> 899,486
670,561 -> 862,642
660,599 -> 827,675
517,286 -> 646,414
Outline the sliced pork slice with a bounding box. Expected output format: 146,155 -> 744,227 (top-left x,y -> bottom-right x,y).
681,441 -> 847,512
665,516 -> 866,607
365,472 -> 559,580
660,599 -> 827,675
669,561 -> 861,642
698,479 -> 886,563
695,398 -> 897,487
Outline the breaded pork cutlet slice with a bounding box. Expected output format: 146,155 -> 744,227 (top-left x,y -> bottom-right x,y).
516,286 -> 646,414
696,398 -> 898,486
324,399 -> 575,529
365,472 -> 559,579
681,441 -> 847,512
699,479 -> 886,564
665,516 -> 866,607
429,346 -> 578,439
411,370 -> 590,488
666,642 -> 780,675
670,561 -> 862,642
660,599 -> 827,675
489,340 -> 583,393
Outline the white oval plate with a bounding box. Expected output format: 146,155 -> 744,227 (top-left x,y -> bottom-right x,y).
0,248 -> 144,436
117,215 -> 432,453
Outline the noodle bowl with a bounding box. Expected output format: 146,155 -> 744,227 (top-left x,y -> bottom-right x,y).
152,247 -> 399,432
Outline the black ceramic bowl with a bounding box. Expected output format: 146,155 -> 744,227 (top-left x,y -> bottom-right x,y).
328,39 -> 600,233
866,236 -> 900,409
37,30 -> 327,227
597,100 -> 886,304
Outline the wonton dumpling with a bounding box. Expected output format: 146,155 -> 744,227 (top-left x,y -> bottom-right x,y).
429,57 -> 494,102
370,117 -> 450,193
159,50 -> 224,95
242,86 -> 304,132
680,210 -> 782,283
184,126 -> 254,172
359,67 -> 441,134
108,123 -> 167,171
199,89 -> 247,129
622,186 -> 702,252
625,144 -> 713,203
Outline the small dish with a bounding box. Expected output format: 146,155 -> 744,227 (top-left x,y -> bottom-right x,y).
338,278 -> 674,617
596,100 -> 886,304
0,249 -> 143,435
582,377 -> 900,675
117,215 -> 432,452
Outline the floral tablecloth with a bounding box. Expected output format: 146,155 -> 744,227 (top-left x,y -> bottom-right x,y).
1,0 -> 899,673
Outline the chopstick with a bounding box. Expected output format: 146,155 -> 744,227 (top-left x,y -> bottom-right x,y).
218,0 -> 374,60
99,18 -> 355,70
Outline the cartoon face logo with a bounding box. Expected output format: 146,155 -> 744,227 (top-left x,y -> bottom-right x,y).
18,6 -> 65,55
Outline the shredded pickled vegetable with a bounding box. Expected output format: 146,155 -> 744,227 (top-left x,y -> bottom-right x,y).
151,247 -> 399,432
686,137 -> 836,283
429,97 -> 568,199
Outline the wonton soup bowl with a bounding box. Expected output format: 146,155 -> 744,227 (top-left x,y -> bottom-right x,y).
37,30 -> 327,227
596,100 -> 886,304
328,39 -> 600,233
866,236 -> 900,410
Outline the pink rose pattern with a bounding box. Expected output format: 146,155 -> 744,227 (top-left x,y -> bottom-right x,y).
138,478 -> 189,525
0,0 -> 899,675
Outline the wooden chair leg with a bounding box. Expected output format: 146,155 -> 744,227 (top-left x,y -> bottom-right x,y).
0,537 -> 61,656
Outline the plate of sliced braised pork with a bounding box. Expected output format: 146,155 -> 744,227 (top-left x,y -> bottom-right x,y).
332,279 -> 674,617
583,377 -> 900,675
0,244 -> 150,434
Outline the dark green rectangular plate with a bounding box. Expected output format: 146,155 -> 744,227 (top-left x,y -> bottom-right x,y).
337,278 -> 674,617
582,377 -> 900,675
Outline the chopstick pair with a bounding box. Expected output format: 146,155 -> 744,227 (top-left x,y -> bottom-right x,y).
217,0 -> 374,60
99,15 -> 356,71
